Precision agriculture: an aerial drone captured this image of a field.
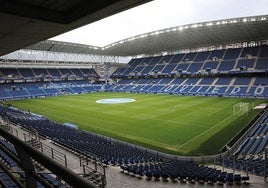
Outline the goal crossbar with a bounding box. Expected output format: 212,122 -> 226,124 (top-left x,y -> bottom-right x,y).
233,102 -> 249,115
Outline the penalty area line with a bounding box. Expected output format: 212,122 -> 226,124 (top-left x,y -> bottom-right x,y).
176,113 -> 237,149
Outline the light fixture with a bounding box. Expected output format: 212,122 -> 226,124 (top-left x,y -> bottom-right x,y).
206,22 -> 213,26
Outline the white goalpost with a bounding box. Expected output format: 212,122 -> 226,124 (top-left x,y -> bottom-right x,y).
233,102 -> 249,115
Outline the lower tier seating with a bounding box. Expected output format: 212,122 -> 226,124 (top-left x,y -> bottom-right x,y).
106,77 -> 268,98
0,81 -> 100,100
0,106 -> 253,185
0,137 -> 68,187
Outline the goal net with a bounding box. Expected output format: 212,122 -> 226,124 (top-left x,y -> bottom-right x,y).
233,102 -> 249,115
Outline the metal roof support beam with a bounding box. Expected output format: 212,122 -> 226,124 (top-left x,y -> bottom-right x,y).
1,49 -> 120,64
14,144 -> 38,187
0,1 -> 66,23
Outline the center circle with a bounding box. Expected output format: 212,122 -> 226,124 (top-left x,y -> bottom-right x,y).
96,98 -> 136,104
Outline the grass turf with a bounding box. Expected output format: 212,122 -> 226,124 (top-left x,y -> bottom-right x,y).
10,92 -> 265,156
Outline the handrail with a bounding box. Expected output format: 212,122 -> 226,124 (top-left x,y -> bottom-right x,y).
0,127 -> 97,188
23,131 -> 68,168
40,142 -> 68,168
0,160 -> 25,188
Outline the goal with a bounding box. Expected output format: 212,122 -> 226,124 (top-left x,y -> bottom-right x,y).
233,102 -> 249,115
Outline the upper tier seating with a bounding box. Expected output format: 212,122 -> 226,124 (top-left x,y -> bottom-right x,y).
18,68 -> 35,77
47,69 -> 62,77
236,59 -> 255,69
223,48 -> 241,60
240,46 -> 260,57
0,81 -> 100,100
111,45 -> 268,78
0,68 -> 20,77
182,52 -> 197,61
109,45 -> 268,98
208,49 -> 225,60
259,45 -> 268,57
0,68 -> 99,80
32,68 -> 49,76
194,51 -> 210,61
255,58 -> 268,70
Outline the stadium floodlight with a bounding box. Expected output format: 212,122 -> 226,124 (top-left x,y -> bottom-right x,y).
206,22 -> 213,26
191,24 -> 198,28
139,34 -> 147,38
243,18 -> 247,22
229,19 -> 236,23
128,37 -> 135,41
178,26 -> 184,31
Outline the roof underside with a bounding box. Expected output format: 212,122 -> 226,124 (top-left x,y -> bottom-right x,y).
0,0 -> 151,56
25,15 -> 268,57
104,16 -> 268,56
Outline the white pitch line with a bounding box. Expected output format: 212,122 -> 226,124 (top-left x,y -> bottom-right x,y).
177,113 -> 236,148
153,118 -> 208,129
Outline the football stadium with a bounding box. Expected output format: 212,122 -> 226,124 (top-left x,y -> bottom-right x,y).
0,1 -> 268,188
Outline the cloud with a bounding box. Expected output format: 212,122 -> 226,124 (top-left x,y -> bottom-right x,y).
51,0 -> 268,46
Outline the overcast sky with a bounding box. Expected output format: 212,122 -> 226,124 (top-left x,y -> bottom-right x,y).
51,0 -> 268,47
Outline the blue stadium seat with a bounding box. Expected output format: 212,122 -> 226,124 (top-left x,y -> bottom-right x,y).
235,59 -> 255,69
194,51 -> 210,61
218,60 -> 236,71
203,61 -> 219,70
169,54 -> 184,64
259,45 -> 268,57
255,58 -> 268,70
182,52 -> 197,61
240,46 -> 260,57
208,49 -> 225,60
224,48 -> 241,60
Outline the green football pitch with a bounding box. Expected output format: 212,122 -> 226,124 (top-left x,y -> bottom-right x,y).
10,93 -> 266,156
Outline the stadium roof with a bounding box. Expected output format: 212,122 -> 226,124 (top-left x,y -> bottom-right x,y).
0,0 -> 151,56
26,15 -> 268,57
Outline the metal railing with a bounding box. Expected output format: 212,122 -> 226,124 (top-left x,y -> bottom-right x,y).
0,126 -> 97,188
79,154 -> 106,187
39,142 -> 67,168
22,129 -> 68,168
82,164 -> 106,188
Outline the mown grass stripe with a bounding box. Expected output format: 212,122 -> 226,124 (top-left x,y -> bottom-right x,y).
10,92 -> 265,155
